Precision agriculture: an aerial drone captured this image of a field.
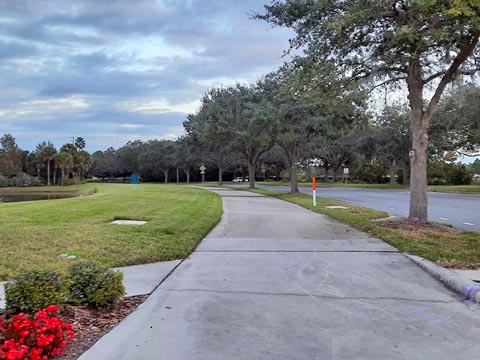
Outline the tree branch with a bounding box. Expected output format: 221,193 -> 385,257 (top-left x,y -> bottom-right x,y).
456,149 -> 480,157
367,76 -> 407,93
425,32 -> 480,119
423,71 -> 446,84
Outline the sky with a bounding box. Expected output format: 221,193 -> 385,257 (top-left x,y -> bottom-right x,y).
0,0 -> 294,152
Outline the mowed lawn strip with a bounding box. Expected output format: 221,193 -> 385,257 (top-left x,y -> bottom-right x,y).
0,184 -> 222,280
242,188 -> 480,269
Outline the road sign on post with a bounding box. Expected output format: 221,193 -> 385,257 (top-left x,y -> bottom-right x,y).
199,165 -> 206,183
312,176 -> 317,207
343,167 -> 349,183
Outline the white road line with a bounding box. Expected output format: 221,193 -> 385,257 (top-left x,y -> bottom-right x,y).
431,203 -> 458,208
462,222 -> 475,226
389,207 -> 395,210
377,206 -> 383,208
403,211 -> 409,213
439,217 -> 449,221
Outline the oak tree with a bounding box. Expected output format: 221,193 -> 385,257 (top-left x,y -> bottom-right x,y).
257,0 -> 480,222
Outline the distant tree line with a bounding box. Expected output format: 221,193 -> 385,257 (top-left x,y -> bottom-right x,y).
0,135 -> 92,187
1,82 -> 477,188
85,81 -> 478,188
1,83 -> 477,190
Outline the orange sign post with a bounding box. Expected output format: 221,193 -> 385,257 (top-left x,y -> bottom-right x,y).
312,177 -> 317,207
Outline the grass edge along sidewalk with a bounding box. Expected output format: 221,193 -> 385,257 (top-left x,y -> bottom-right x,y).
0,184 -> 222,280
236,187 -> 480,269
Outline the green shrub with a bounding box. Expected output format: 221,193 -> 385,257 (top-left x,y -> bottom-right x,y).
12,173 -> 33,187
30,176 -> 43,187
0,175 -> 13,187
66,262 -> 125,308
5,270 -> 63,314
428,161 -> 473,185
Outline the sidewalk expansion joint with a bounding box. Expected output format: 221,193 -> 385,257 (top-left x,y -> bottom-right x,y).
157,288 -> 457,304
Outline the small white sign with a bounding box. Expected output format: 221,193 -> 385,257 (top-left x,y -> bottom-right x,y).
343,168 -> 349,175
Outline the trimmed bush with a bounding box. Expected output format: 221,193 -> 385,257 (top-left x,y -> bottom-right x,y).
66,262 -> 125,308
0,175 -> 13,187
5,270 -> 63,314
12,173 -> 33,187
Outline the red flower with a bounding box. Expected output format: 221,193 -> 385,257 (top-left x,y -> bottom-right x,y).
1,305 -> 74,360
45,305 -> 58,313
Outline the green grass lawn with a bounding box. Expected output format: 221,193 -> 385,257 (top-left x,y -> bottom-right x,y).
427,184 -> 480,193
0,184 -> 222,280
244,188 -> 480,269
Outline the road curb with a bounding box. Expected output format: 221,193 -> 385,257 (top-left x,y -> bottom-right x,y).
404,253 -> 480,304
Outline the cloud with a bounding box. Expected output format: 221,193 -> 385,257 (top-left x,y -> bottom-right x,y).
0,0 -> 293,151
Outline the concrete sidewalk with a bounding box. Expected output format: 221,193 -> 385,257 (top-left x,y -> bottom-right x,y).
80,188 -> 480,360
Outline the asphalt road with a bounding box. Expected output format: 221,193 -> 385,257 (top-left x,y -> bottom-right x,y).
234,184 -> 480,232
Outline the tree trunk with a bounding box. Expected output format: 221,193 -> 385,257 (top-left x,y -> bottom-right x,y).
389,162 -> 397,184
332,167 -> 340,182
400,160 -> 409,185
409,117 -> 429,222
407,59 -> 429,223
218,166 -> 223,186
163,170 -> 169,183
183,169 -> 191,184
324,165 -> 331,182
248,162 -> 255,189
53,169 -> 57,185
47,161 -> 51,186
176,168 -> 179,183
290,163 -> 299,193
61,169 -> 65,186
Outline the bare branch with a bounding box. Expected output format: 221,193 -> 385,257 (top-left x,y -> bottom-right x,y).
423,71 -> 445,84
367,76 -> 407,93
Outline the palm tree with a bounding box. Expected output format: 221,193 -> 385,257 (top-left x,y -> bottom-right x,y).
60,143 -> 78,178
76,150 -> 93,179
74,137 -> 86,150
54,152 -> 74,186
40,144 -> 57,186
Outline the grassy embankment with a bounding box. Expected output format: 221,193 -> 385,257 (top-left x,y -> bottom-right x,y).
0,184 -> 222,280
241,187 -> 480,269
253,181 -> 480,193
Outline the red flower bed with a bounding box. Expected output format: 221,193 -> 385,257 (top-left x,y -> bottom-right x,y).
0,305 -> 74,360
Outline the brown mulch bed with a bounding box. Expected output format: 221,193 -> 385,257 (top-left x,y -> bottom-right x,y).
377,220 -> 459,233
58,295 -> 148,360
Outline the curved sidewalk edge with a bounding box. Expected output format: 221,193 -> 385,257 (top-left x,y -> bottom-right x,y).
404,253 -> 480,304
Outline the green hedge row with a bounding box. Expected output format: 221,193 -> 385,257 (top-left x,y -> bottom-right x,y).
5,262 -> 125,314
